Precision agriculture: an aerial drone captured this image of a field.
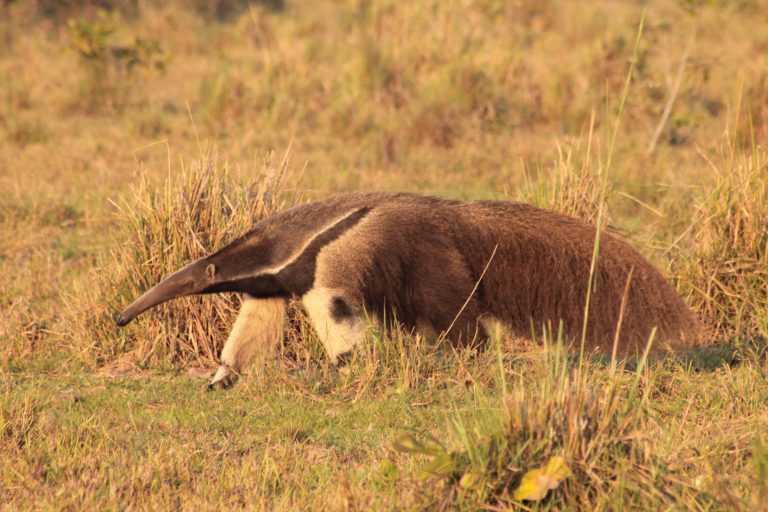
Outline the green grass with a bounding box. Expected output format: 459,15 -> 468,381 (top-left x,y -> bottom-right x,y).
2,0 -> 768,509
3,340 -> 768,509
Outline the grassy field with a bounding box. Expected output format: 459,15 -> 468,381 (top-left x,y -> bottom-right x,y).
1,0 -> 768,509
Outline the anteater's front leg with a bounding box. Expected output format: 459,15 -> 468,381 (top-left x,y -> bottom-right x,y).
209,295 -> 287,389
302,287 -> 365,364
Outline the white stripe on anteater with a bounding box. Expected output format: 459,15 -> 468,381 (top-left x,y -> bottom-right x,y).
233,209 -> 369,281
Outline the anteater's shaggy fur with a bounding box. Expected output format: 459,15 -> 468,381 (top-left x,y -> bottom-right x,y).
118,192 -> 700,382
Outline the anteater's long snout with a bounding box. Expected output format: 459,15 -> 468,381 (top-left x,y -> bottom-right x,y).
116,260 -> 212,326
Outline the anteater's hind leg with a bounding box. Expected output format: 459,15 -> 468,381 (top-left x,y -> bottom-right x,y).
209,295 -> 287,390
425,286 -> 489,349
413,248 -> 490,349
436,306 -> 489,348
302,287 -> 365,364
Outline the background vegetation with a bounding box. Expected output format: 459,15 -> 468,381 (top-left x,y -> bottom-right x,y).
1,0 -> 767,509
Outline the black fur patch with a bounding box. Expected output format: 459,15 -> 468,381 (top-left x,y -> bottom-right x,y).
334,350 -> 353,367
205,274 -> 286,298
330,296 -> 353,322
277,207 -> 371,295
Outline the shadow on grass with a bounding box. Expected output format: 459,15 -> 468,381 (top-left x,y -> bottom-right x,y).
560,336 -> 768,374
675,336 -> 768,371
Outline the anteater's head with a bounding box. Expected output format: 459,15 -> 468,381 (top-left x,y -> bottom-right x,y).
114,231 -> 275,327
115,205 -> 370,326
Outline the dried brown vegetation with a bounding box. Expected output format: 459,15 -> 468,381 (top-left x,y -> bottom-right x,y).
68,150 -> 292,365
2,0 -> 768,509
672,140 -> 768,341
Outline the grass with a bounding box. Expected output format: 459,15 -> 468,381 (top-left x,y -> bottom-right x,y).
671,138 -> 768,340
2,0 -> 768,509
68,149 -> 294,366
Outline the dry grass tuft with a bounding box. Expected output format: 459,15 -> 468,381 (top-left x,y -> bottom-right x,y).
518,125 -> 610,227
3,1 -> 768,508
401,342 -> 715,509
68,149 -> 292,366
1,388 -> 41,450
673,141 -> 768,341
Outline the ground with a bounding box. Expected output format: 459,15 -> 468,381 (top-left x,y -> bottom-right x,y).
1,0 -> 767,509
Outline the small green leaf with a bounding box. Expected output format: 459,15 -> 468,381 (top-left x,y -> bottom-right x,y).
513,456 -> 572,501
459,471 -> 482,490
543,455 -> 572,481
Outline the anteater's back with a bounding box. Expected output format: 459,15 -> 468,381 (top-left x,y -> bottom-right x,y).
284,192 -> 700,353
453,200 -> 699,353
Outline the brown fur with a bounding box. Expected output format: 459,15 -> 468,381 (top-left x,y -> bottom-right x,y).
297,193 -> 699,354
119,192 -> 700,362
